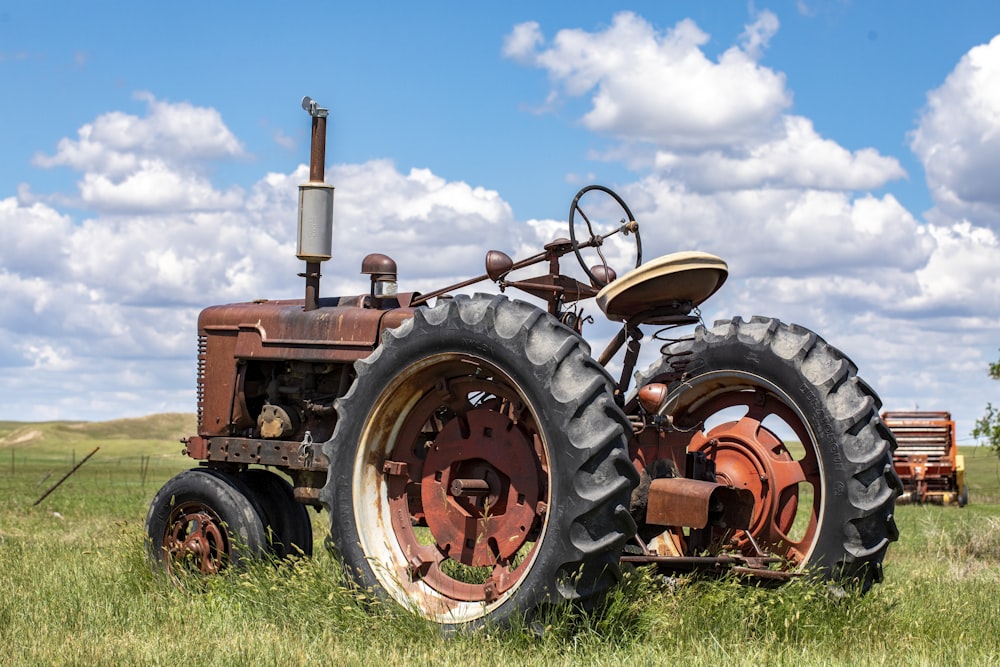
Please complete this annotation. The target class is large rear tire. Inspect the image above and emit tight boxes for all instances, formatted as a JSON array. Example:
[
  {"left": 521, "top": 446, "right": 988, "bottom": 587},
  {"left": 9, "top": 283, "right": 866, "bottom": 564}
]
[
  {"left": 321, "top": 294, "right": 638, "bottom": 630},
  {"left": 633, "top": 316, "right": 901, "bottom": 591}
]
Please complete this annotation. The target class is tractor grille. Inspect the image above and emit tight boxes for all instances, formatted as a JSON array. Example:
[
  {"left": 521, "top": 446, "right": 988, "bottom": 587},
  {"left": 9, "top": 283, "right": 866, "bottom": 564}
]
[{"left": 196, "top": 334, "right": 207, "bottom": 430}]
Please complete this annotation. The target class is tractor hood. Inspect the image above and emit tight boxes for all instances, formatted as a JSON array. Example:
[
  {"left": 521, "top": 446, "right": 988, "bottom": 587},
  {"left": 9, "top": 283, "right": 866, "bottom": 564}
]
[{"left": 198, "top": 294, "right": 416, "bottom": 364}]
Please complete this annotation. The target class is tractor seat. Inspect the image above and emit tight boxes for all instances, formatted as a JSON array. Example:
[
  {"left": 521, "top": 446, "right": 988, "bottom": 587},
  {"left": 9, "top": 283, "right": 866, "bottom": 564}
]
[{"left": 595, "top": 251, "right": 729, "bottom": 322}]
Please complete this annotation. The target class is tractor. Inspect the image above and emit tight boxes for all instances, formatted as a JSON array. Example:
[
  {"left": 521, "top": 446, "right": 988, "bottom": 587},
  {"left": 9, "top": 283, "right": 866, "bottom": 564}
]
[{"left": 145, "top": 97, "right": 902, "bottom": 630}]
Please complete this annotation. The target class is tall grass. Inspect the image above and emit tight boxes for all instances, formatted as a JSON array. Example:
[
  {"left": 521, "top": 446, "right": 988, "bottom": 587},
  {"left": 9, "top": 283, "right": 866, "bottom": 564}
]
[{"left": 2, "top": 418, "right": 1000, "bottom": 665}]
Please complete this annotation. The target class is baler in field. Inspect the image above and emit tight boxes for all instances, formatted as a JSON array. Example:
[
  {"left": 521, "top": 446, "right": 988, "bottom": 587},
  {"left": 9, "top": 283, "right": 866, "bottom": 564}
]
[{"left": 882, "top": 411, "right": 967, "bottom": 506}]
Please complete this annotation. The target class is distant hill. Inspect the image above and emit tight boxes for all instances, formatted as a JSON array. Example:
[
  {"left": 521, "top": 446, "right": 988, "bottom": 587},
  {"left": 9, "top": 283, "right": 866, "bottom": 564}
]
[{"left": 0, "top": 413, "right": 197, "bottom": 448}]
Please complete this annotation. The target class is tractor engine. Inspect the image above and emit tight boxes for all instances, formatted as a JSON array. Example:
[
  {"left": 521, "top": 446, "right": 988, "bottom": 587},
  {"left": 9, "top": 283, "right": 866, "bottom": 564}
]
[{"left": 238, "top": 359, "right": 349, "bottom": 443}]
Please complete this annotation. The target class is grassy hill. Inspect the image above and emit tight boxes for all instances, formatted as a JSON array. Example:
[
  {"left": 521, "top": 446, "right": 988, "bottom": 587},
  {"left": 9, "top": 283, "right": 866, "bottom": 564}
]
[{"left": 0, "top": 413, "right": 196, "bottom": 450}]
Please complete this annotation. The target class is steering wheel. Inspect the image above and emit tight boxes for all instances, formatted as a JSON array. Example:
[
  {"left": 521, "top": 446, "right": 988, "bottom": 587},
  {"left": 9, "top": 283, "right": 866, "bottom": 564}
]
[{"left": 568, "top": 185, "right": 642, "bottom": 288}]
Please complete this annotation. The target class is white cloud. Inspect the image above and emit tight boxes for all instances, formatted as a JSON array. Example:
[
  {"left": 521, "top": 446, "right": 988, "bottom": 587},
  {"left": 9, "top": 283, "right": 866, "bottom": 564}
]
[
  {"left": 900, "top": 222, "right": 1000, "bottom": 315},
  {"left": 911, "top": 34, "right": 1000, "bottom": 229},
  {"left": 503, "top": 12, "right": 904, "bottom": 197},
  {"left": 32, "top": 92, "right": 247, "bottom": 214},
  {"left": 0, "top": 197, "right": 73, "bottom": 276},
  {"left": 325, "top": 160, "right": 517, "bottom": 284},
  {"left": 613, "top": 178, "right": 932, "bottom": 281},
  {"left": 21, "top": 343, "right": 76, "bottom": 371},
  {"left": 76, "top": 160, "right": 245, "bottom": 213},
  {"left": 508, "top": 12, "right": 791, "bottom": 149},
  {"left": 653, "top": 116, "right": 905, "bottom": 192},
  {"left": 739, "top": 8, "right": 780, "bottom": 60},
  {"left": 502, "top": 21, "right": 543, "bottom": 62},
  {"left": 34, "top": 91, "right": 245, "bottom": 176}
]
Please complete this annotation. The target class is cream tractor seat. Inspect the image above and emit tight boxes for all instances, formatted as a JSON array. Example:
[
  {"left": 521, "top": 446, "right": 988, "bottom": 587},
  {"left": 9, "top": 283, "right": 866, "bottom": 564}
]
[{"left": 595, "top": 251, "right": 729, "bottom": 322}]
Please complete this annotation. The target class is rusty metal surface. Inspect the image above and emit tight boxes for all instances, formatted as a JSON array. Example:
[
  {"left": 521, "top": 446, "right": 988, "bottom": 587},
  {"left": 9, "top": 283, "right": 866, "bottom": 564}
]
[
  {"left": 201, "top": 297, "right": 380, "bottom": 359},
  {"left": 620, "top": 553, "right": 795, "bottom": 582},
  {"left": 198, "top": 436, "right": 329, "bottom": 471},
  {"left": 309, "top": 111, "right": 327, "bottom": 183},
  {"left": 181, "top": 436, "right": 209, "bottom": 460},
  {"left": 372, "top": 365, "right": 547, "bottom": 607},
  {"left": 679, "top": 396, "right": 821, "bottom": 566},
  {"left": 420, "top": 408, "right": 541, "bottom": 569},
  {"left": 198, "top": 296, "right": 419, "bottom": 362},
  {"left": 503, "top": 273, "right": 599, "bottom": 304},
  {"left": 194, "top": 295, "right": 418, "bottom": 439},
  {"left": 883, "top": 410, "right": 962, "bottom": 503},
  {"left": 646, "top": 477, "right": 754, "bottom": 530},
  {"left": 164, "top": 504, "right": 229, "bottom": 576}
]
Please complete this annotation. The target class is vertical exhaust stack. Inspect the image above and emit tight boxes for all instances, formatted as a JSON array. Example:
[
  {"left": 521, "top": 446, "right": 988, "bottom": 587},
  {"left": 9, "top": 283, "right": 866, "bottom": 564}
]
[{"left": 297, "top": 96, "right": 335, "bottom": 311}]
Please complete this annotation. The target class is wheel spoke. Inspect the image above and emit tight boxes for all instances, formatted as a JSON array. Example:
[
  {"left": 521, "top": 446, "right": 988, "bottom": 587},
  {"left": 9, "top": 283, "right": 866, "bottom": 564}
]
[
  {"left": 164, "top": 508, "right": 227, "bottom": 575},
  {"left": 769, "top": 457, "right": 808, "bottom": 491}
]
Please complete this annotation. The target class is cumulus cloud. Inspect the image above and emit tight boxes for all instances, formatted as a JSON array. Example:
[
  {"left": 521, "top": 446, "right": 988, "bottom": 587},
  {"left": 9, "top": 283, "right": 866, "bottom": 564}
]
[
  {"left": 508, "top": 12, "right": 791, "bottom": 149},
  {"left": 34, "top": 91, "right": 245, "bottom": 175},
  {"left": 911, "top": 34, "right": 1000, "bottom": 229},
  {"left": 32, "top": 92, "right": 247, "bottom": 214},
  {"left": 653, "top": 116, "right": 905, "bottom": 192},
  {"left": 0, "top": 197, "right": 74, "bottom": 276},
  {"left": 504, "top": 12, "right": 905, "bottom": 195},
  {"left": 605, "top": 177, "right": 932, "bottom": 284},
  {"left": 502, "top": 21, "right": 543, "bottom": 62},
  {"left": 902, "top": 34, "right": 1000, "bottom": 325},
  {"left": 900, "top": 222, "right": 1000, "bottom": 315}
]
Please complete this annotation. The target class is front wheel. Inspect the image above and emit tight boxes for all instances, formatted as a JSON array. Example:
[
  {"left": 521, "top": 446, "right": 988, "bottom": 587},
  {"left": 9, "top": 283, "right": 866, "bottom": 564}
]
[
  {"left": 145, "top": 468, "right": 268, "bottom": 578},
  {"left": 633, "top": 316, "right": 901, "bottom": 590},
  {"left": 321, "top": 294, "right": 637, "bottom": 630},
  {"left": 240, "top": 469, "right": 314, "bottom": 559}
]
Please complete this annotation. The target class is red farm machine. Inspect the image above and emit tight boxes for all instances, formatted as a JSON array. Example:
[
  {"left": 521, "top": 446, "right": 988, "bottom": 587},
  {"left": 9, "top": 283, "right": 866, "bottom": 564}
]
[
  {"left": 881, "top": 411, "right": 967, "bottom": 506},
  {"left": 145, "top": 97, "right": 902, "bottom": 630}
]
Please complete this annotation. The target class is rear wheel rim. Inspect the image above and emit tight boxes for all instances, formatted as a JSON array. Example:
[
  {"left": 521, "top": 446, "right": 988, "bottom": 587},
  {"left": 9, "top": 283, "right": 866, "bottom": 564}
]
[
  {"left": 353, "top": 354, "right": 550, "bottom": 622},
  {"left": 676, "top": 372, "right": 823, "bottom": 567}
]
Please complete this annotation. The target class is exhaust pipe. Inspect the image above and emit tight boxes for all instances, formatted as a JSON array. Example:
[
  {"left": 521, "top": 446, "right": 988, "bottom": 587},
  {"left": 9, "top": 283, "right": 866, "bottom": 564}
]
[{"left": 297, "top": 96, "right": 335, "bottom": 311}]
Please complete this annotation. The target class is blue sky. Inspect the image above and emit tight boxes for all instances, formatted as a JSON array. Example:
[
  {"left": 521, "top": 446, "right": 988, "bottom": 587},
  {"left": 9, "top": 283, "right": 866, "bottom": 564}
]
[{"left": 2, "top": 2, "right": 999, "bottom": 441}]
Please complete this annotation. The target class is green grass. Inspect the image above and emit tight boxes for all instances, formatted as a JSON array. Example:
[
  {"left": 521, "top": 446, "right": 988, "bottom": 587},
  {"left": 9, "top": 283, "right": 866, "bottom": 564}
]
[{"left": 2, "top": 417, "right": 1000, "bottom": 665}]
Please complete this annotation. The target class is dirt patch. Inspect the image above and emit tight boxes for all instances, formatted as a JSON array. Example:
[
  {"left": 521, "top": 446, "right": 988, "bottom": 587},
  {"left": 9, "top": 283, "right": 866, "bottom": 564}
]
[{"left": 0, "top": 429, "right": 43, "bottom": 446}]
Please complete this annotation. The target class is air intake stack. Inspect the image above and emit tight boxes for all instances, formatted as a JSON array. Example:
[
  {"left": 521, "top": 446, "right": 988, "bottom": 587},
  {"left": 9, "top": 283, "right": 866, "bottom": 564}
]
[{"left": 297, "top": 96, "right": 335, "bottom": 311}]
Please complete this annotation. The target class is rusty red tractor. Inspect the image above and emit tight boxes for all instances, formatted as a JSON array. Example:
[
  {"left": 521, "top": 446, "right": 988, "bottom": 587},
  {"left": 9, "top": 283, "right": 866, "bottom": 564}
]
[{"left": 145, "top": 97, "right": 902, "bottom": 630}]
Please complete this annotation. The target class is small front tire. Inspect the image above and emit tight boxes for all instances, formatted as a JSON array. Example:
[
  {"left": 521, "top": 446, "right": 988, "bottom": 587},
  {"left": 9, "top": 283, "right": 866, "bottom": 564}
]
[
  {"left": 145, "top": 468, "right": 268, "bottom": 578},
  {"left": 240, "top": 468, "right": 314, "bottom": 559}
]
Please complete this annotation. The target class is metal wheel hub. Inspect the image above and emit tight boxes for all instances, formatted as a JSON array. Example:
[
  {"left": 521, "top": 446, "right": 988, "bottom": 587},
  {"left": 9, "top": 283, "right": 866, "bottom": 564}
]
[
  {"left": 421, "top": 408, "right": 541, "bottom": 567},
  {"left": 164, "top": 505, "right": 228, "bottom": 575},
  {"left": 678, "top": 386, "right": 820, "bottom": 564},
  {"left": 690, "top": 419, "right": 798, "bottom": 536}
]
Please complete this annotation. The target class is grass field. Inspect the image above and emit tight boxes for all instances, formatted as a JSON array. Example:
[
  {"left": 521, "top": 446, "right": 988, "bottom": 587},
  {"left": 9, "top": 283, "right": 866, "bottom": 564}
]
[{"left": 2, "top": 415, "right": 1000, "bottom": 666}]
